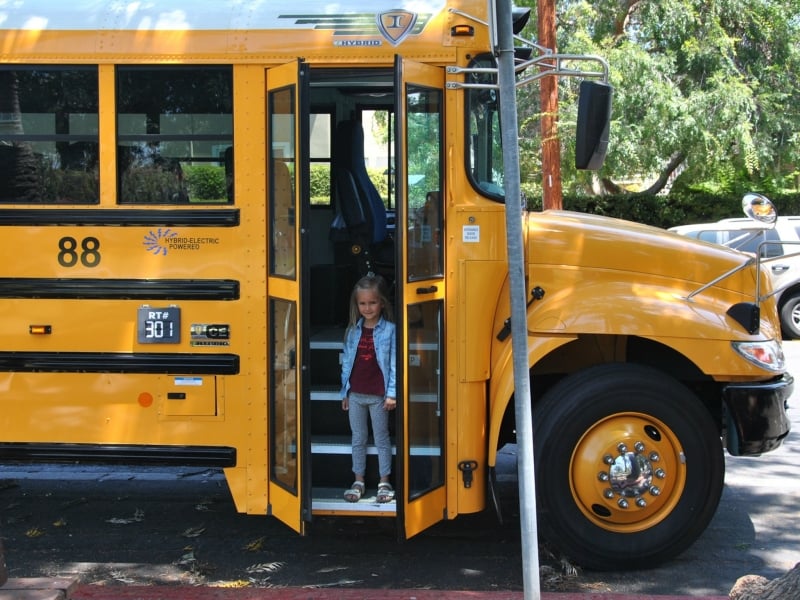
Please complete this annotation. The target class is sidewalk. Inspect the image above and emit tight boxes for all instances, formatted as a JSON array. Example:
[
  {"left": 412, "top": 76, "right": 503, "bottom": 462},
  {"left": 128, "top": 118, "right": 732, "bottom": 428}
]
[{"left": 0, "top": 579, "right": 731, "bottom": 600}]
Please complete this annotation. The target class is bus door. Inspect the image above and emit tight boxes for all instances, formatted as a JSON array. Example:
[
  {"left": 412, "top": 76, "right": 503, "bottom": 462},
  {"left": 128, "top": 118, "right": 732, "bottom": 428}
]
[
  {"left": 395, "top": 57, "right": 447, "bottom": 538},
  {"left": 265, "top": 60, "right": 311, "bottom": 534}
]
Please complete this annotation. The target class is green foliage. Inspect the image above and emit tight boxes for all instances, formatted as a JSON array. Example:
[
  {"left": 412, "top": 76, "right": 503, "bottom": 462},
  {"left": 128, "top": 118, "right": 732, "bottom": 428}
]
[
  {"left": 121, "top": 166, "right": 185, "bottom": 203},
  {"left": 49, "top": 169, "right": 99, "bottom": 203},
  {"left": 308, "top": 164, "right": 390, "bottom": 206},
  {"left": 184, "top": 165, "right": 226, "bottom": 200},
  {"left": 513, "top": 0, "right": 800, "bottom": 194},
  {"left": 310, "top": 164, "right": 331, "bottom": 204},
  {"left": 368, "top": 167, "right": 390, "bottom": 202},
  {"left": 538, "top": 191, "right": 800, "bottom": 229}
]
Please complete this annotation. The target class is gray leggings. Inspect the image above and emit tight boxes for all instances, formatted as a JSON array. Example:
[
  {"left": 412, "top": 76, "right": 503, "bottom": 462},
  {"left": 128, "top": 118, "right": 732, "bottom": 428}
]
[{"left": 348, "top": 392, "right": 392, "bottom": 478}]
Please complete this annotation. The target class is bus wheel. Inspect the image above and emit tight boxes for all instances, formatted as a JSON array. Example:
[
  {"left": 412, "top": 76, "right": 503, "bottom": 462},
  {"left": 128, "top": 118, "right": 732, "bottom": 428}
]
[{"left": 532, "top": 363, "right": 724, "bottom": 570}]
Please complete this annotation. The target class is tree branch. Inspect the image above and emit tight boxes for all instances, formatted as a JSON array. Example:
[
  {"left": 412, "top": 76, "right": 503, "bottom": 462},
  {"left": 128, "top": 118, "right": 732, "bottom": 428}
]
[
  {"left": 613, "top": 0, "right": 643, "bottom": 39},
  {"left": 640, "top": 152, "right": 687, "bottom": 195}
]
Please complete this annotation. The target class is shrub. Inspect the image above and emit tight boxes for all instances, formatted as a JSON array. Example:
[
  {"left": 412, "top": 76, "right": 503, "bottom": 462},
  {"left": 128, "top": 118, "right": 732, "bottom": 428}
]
[{"left": 184, "top": 165, "right": 226, "bottom": 201}]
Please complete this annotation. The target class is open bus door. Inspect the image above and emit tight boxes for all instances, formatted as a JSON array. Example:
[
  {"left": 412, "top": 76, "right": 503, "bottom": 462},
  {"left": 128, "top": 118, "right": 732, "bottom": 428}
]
[
  {"left": 394, "top": 57, "right": 447, "bottom": 539},
  {"left": 265, "top": 60, "right": 310, "bottom": 534}
]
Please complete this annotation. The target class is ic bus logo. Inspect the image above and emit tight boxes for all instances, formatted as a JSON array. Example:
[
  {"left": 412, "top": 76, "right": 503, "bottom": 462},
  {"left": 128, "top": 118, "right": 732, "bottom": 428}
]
[
  {"left": 376, "top": 10, "right": 417, "bottom": 46},
  {"left": 143, "top": 228, "right": 178, "bottom": 256}
]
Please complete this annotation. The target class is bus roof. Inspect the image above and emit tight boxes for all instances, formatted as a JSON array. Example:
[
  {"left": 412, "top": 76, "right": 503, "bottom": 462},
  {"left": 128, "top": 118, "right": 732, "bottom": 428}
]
[
  {"left": 0, "top": 0, "right": 485, "bottom": 63},
  {"left": 1, "top": 1, "right": 446, "bottom": 31}
]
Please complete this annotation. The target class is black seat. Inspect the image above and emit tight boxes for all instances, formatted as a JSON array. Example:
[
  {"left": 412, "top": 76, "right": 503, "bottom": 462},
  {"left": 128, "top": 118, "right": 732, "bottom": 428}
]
[{"left": 330, "top": 120, "right": 392, "bottom": 273}]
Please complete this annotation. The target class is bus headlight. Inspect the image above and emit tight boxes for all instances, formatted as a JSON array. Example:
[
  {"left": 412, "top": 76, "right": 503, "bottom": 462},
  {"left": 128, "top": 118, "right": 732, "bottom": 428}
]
[{"left": 732, "top": 339, "right": 786, "bottom": 372}]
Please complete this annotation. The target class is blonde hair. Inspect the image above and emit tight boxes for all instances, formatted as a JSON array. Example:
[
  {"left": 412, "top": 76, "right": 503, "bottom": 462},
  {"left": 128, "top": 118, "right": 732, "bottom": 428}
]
[{"left": 348, "top": 274, "right": 394, "bottom": 328}]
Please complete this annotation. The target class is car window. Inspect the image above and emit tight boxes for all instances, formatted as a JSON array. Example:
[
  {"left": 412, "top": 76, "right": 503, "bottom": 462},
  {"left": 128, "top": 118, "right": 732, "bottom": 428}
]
[
  {"left": 726, "top": 229, "right": 783, "bottom": 258},
  {"left": 696, "top": 231, "right": 719, "bottom": 243}
]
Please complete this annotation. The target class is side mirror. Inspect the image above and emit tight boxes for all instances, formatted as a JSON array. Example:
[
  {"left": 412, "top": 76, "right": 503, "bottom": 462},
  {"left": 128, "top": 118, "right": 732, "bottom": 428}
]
[
  {"left": 742, "top": 192, "right": 777, "bottom": 226},
  {"left": 575, "top": 80, "right": 613, "bottom": 170}
]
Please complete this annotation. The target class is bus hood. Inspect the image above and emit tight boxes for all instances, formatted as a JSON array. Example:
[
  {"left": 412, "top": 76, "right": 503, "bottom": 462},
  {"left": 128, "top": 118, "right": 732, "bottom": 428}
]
[{"left": 527, "top": 210, "right": 774, "bottom": 336}]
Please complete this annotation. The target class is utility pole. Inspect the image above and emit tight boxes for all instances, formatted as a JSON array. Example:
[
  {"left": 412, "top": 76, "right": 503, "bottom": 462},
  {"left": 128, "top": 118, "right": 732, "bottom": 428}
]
[
  {"left": 538, "top": 0, "right": 562, "bottom": 209},
  {"left": 495, "top": 1, "right": 541, "bottom": 598}
]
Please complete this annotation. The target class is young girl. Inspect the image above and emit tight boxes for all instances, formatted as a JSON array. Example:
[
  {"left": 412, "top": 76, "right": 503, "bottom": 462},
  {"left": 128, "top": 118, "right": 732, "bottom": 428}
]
[{"left": 340, "top": 274, "right": 397, "bottom": 503}]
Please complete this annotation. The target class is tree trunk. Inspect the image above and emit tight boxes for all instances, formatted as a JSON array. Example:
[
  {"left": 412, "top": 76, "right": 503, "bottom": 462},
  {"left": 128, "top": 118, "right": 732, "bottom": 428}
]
[
  {"left": 730, "top": 563, "right": 800, "bottom": 600},
  {"left": 0, "top": 70, "right": 39, "bottom": 201},
  {"left": 538, "top": 0, "right": 562, "bottom": 209}
]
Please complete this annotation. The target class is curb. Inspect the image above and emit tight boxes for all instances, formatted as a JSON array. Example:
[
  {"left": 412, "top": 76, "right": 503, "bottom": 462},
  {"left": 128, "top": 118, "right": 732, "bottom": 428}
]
[
  {"left": 1, "top": 579, "right": 731, "bottom": 600},
  {"left": 72, "top": 590, "right": 730, "bottom": 600},
  {"left": 0, "top": 578, "right": 77, "bottom": 600}
]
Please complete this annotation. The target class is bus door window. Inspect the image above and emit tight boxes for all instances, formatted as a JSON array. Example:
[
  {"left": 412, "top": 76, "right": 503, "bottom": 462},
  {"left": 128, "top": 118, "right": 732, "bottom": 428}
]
[
  {"left": 270, "top": 298, "right": 298, "bottom": 491},
  {"left": 403, "top": 82, "right": 445, "bottom": 499},
  {"left": 407, "top": 300, "right": 444, "bottom": 497},
  {"left": 406, "top": 89, "right": 443, "bottom": 282},
  {"left": 408, "top": 190, "right": 442, "bottom": 279},
  {"left": 269, "top": 86, "right": 297, "bottom": 278}
]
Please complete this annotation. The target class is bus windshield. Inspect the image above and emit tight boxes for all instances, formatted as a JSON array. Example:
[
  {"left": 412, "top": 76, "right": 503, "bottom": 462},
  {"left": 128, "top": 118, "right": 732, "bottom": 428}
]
[{"left": 465, "top": 55, "right": 505, "bottom": 201}]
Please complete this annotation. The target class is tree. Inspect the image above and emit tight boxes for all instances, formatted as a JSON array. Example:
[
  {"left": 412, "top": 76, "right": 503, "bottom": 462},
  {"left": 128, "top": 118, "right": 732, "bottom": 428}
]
[
  {"left": 514, "top": 0, "right": 800, "bottom": 196},
  {"left": 0, "top": 70, "right": 46, "bottom": 201}
]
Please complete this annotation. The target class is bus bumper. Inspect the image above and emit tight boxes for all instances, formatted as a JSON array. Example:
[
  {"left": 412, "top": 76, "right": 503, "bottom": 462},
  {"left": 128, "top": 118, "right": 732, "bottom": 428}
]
[{"left": 723, "top": 373, "right": 793, "bottom": 456}]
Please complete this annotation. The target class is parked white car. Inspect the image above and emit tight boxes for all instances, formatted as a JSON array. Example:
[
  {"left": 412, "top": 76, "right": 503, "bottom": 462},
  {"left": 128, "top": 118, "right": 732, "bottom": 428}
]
[{"left": 670, "top": 213, "right": 800, "bottom": 339}]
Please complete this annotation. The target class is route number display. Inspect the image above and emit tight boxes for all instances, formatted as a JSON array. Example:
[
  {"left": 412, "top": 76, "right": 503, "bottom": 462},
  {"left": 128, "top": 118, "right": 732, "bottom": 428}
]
[{"left": 137, "top": 307, "right": 181, "bottom": 344}]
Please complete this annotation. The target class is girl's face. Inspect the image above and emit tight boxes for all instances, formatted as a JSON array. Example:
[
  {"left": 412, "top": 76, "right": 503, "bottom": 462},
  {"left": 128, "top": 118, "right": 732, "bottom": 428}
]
[{"left": 355, "top": 288, "right": 383, "bottom": 326}]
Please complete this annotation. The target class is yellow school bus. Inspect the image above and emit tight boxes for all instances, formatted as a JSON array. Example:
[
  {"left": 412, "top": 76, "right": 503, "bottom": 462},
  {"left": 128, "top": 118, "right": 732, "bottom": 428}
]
[{"left": 0, "top": 0, "right": 792, "bottom": 570}]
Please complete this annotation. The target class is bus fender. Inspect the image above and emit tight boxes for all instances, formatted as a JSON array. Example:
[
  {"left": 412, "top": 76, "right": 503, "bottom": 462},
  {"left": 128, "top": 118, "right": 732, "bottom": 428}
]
[{"left": 486, "top": 333, "right": 576, "bottom": 468}]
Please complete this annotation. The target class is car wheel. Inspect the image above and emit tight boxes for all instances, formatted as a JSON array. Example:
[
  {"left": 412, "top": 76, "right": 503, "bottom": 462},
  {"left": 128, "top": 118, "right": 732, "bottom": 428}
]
[
  {"left": 533, "top": 363, "right": 724, "bottom": 570},
  {"left": 779, "top": 293, "right": 800, "bottom": 340}
]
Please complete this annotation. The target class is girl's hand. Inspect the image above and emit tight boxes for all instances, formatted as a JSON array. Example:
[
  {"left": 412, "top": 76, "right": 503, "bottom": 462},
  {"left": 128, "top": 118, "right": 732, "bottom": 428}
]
[
  {"left": 384, "top": 397, "right": 397, "bottom": 411},
  {"left": 342, "top": 398, "right": 349, "bottom": 411}
]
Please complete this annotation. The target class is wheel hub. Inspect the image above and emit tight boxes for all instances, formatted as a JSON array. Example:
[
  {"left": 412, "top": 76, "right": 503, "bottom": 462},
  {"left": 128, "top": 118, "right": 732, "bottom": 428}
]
[
  {"left": 571, "top": 414, "right": 686, "bottom": 532},
  {"left": 603, "top": 441, "right": 664, "bottom": 508}
]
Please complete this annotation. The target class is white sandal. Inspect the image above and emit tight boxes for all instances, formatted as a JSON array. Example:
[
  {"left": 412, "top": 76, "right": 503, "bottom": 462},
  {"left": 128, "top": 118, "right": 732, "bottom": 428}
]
[
  {"left": 344, "top": 481, "right": 365, "bottom": 502},
  {"left": 376, "top": 482, "right": 395, "bottom": 503}
]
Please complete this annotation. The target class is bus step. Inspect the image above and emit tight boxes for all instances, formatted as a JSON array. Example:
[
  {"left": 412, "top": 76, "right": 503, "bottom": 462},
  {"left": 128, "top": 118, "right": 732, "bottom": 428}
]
[{"left": 311, "top": 486, "right": 396, "bottom": 515}]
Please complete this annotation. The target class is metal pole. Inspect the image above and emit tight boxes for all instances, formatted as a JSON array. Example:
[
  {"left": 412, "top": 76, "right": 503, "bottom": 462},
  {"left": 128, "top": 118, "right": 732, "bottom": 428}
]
[{"left": 494, "top": 1, "right": 540, "bottom": 598}]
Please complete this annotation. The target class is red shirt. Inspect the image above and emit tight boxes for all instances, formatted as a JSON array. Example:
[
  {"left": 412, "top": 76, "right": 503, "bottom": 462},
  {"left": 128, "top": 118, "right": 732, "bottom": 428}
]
[{"left": 349, "top": 326, "right": 385, "bottom": 396}]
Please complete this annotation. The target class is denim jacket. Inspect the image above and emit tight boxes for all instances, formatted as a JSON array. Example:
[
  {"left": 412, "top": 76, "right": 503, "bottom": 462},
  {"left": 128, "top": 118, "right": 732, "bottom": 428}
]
[{"left": 340, "top": 317, "right": 396, "bottom": 399}]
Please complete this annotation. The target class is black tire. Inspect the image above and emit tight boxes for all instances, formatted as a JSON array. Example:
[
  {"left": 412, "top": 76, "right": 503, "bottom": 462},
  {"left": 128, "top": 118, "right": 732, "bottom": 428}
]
[
  {"left": 779, "top": 293, "right": 800, "bottom": 340},
  {"left": 533, "top": 363, "right": 724, "bottom": 570}
]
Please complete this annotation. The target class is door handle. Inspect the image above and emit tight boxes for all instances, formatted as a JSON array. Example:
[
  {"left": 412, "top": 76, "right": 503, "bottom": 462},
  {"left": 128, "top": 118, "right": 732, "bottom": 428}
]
[
  {"left": 416, "top": 285, "right": 438, "bottom": 294},
  {"left": 772, "top": 264, "right": 790, "bottom": 274}
]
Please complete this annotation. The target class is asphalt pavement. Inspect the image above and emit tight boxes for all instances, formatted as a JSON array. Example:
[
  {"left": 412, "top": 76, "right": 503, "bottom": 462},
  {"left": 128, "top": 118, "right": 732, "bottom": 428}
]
[{"left": 4, "top": 342, "right": 800, "bottom": 599}]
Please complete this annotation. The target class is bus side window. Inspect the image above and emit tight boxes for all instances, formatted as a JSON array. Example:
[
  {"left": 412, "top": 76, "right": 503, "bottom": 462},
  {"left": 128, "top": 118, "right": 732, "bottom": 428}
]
[{"left": 0, "top": 66, "right": 99, "bottom": 204}]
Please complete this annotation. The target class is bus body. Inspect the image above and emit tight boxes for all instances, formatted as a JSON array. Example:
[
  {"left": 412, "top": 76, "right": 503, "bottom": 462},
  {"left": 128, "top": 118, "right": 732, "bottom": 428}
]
[{"left": 0, "top": 0, "right": 791, "bottom": 569}]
